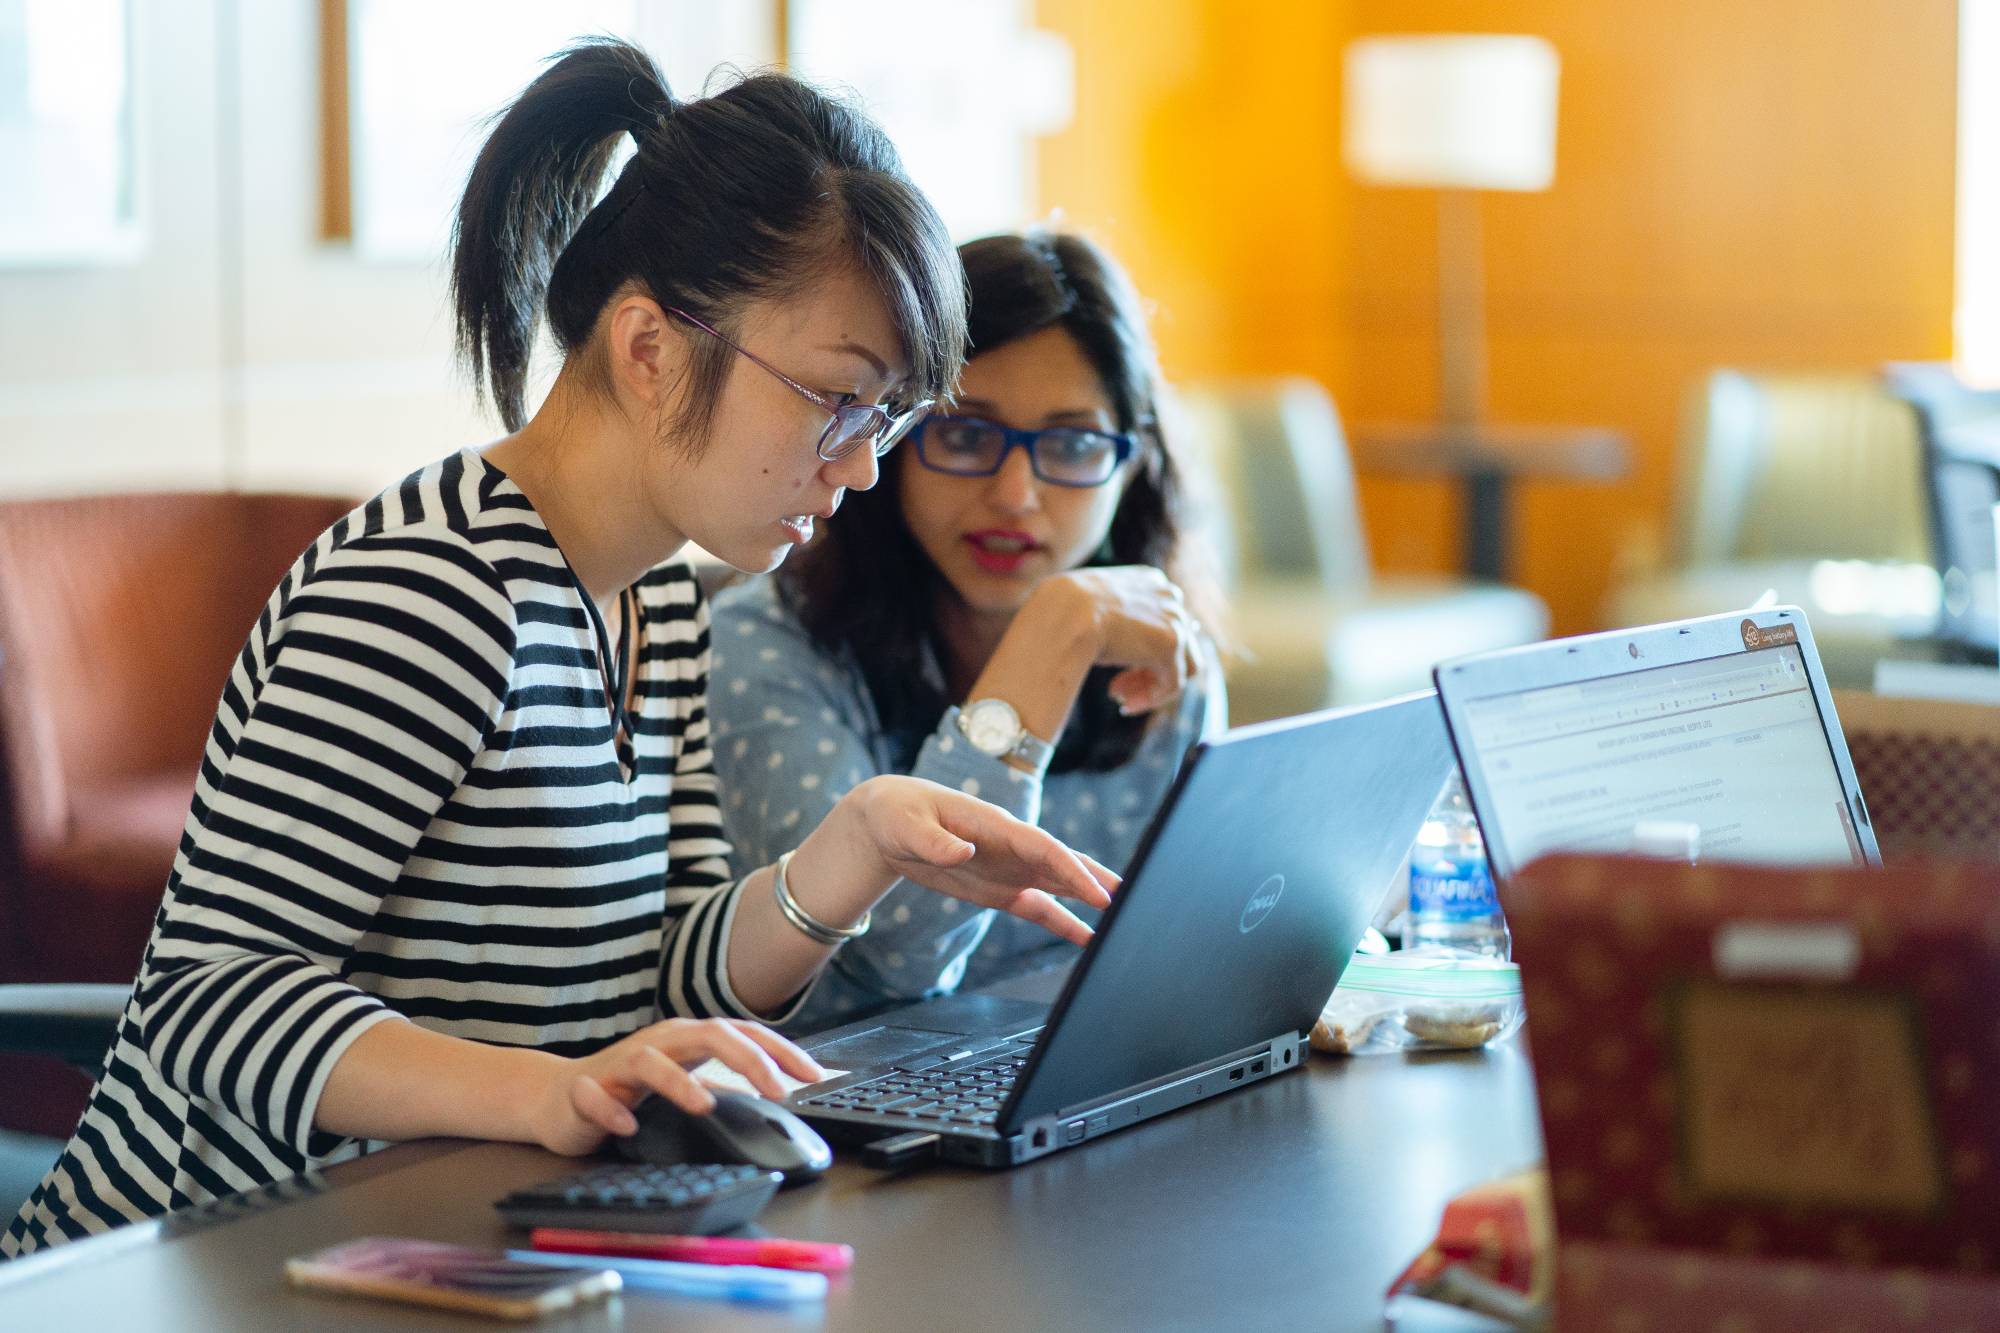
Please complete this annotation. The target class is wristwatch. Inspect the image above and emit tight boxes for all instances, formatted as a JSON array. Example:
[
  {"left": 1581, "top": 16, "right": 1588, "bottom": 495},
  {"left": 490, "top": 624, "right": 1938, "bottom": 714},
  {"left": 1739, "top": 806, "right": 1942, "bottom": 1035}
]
[{"left": 954, "top": 698, "right": 1054, "bottom": 773}]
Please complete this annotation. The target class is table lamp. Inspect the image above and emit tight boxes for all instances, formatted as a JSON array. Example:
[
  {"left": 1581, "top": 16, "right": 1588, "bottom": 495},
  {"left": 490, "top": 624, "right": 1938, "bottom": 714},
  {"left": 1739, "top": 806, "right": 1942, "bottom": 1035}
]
[{"left": 1342, "top": 35, "right": 1560, "bottom": 430}]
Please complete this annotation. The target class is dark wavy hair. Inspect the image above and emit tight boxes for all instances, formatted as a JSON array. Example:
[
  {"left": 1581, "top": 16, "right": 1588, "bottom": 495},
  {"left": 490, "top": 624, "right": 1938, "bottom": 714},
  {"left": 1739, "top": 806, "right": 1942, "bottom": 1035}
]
[
  {"left": 450, "top": 37, "right": 966, "bottom": 438},
  {"left": 777, "top": 231, "right": 1211, "bottom": 773}
]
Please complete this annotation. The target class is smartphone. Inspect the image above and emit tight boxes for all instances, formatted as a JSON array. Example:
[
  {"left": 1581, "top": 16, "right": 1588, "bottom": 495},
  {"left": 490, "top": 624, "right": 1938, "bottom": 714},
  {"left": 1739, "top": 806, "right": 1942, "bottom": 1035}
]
[{"left": 286, "top": 1237, "right": 620, "bottom": 1321}]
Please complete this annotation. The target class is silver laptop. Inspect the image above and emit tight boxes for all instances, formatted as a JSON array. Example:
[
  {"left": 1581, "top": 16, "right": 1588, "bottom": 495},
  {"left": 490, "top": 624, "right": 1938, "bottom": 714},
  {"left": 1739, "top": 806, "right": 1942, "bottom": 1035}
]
[{"left": 1432, "top": 605, "right": 1881, "bottom": 879}]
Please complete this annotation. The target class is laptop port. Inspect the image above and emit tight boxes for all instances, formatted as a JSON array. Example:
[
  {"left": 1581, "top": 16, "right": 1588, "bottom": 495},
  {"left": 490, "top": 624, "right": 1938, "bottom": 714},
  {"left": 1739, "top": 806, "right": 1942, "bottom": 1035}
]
[
  {"left": 1229, "top": 1068, "right": 1244, "bottom": 1082},
  {"left": 1032, "top": 1128, "right": 1048, "bottom": 1149},
  {"left": 1251, "top": 1060, "right": 1266, "bottom": 1074}
]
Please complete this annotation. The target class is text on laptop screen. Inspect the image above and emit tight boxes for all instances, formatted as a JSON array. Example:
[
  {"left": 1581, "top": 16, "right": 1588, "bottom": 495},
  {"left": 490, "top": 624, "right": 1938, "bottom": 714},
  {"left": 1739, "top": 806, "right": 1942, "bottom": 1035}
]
[{"left": 1460, "top": 645, "right": 1865, "bottom": 870}]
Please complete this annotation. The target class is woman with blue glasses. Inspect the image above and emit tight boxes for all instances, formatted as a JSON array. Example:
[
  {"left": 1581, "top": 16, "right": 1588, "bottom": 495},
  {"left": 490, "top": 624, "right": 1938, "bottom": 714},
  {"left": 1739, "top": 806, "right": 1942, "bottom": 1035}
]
[{"left": 710, "top": 231, "right": 1227, "bottom": 1031}]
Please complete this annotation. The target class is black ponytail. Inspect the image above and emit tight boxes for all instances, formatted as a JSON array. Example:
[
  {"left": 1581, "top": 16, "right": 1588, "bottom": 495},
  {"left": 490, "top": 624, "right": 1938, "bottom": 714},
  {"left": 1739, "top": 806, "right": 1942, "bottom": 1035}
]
[{"left": 451, "top": 37, "right": 964, "bottom": 435}]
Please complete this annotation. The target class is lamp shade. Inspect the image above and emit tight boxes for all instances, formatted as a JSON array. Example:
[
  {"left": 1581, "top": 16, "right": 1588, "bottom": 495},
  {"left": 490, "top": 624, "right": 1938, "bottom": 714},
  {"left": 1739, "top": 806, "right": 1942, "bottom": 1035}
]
[{"left": 1343, "top": 35, "right": 1560, "bottom": 191}]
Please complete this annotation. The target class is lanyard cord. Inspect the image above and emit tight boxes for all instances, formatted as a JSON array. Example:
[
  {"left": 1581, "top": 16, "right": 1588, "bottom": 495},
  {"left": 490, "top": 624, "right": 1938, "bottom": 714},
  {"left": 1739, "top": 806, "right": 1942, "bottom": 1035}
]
[{"left": 586, "top": 585, "right": 640, "bottom": 782}]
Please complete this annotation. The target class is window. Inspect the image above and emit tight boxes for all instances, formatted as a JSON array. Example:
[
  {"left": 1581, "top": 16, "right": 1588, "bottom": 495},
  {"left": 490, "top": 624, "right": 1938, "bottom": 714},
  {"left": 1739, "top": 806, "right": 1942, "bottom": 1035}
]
[
  {"left": 0, "top": 0, "right": 138, "bottom": 265},
  {"left": 787, "top": 0, "right": 1071, "bottom": 240},
  {"left": 340, "top": 0, "right": 776, "bottom": 262},
  {"left": 331, "top": 0, "right": 1071, "bottom": 262}
]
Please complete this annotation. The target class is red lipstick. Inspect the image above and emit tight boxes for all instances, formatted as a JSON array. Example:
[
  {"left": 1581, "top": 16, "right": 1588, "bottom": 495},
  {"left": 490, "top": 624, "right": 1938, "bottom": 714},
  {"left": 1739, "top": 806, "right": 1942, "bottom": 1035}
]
[{"left": 963, "top": 529, "right": 1041, "bottom": 575}]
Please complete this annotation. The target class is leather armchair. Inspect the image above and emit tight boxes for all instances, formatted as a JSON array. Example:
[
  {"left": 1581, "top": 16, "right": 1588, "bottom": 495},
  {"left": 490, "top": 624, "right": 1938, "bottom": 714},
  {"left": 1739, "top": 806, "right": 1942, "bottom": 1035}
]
[
  {"left": 1177, "top": 378, "right": 1549, "bottom": 721},
  {"left": 1607, "top": 372, "right": 1938, "bottom": 687},
  {"left": 0, "top": 492, "right": 355, "bottom": 1135}
]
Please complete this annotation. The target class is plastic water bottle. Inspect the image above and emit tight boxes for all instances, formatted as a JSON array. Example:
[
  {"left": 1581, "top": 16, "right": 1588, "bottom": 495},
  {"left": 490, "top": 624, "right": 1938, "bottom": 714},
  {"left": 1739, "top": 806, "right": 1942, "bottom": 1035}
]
[{"left": 1406, "top": 771, "right": 1509, "bottom": 958}]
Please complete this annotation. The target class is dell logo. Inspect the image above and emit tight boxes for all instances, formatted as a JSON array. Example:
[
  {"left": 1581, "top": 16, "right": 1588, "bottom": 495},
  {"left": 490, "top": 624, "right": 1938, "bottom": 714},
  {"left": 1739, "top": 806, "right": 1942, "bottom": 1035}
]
[{"left": 1239, "top": 874, "right": 1285, "bottom": 933}]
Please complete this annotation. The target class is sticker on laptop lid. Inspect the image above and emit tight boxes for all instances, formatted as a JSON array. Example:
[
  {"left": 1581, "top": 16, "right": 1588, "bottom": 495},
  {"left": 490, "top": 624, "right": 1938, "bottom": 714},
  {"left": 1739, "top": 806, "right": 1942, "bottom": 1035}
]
[{"left": 1740, "top": 618, "right": 1799, "bottom": 650}]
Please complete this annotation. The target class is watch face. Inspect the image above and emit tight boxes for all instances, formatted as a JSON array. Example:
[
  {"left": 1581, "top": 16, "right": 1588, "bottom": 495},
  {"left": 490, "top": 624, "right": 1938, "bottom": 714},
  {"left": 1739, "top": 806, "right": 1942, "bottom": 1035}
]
[{"left": 962, "top": 700, "right": 1020, "bottom": 754}]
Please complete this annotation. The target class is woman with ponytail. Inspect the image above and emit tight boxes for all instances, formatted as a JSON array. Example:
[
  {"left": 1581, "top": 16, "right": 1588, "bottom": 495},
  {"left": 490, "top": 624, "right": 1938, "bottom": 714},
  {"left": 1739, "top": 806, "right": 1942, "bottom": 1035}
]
[{"left": 4, "top": 40, "right": 1113, "bottom": 1254}]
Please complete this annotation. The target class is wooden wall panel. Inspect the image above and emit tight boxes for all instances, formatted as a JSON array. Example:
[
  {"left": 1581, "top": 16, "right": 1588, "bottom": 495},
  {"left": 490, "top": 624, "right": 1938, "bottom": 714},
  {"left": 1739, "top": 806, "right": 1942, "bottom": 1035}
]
[{"left": 1037, "top": 0, "right": 1958, "bottom": 634}]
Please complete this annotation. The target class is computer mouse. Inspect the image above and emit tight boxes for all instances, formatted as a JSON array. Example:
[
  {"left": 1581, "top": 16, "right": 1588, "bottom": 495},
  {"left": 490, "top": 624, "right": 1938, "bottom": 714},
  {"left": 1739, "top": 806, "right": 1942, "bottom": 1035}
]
[{"left": 616, "top": 1091, "right": 833, "bottom": 1186}]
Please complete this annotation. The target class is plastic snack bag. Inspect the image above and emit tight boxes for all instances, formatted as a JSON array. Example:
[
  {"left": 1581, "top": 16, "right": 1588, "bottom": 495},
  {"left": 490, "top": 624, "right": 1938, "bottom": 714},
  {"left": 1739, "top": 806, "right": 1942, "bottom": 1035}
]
[{"left": 1310, "top": 953, "right": 1524, "bottom": 1055}]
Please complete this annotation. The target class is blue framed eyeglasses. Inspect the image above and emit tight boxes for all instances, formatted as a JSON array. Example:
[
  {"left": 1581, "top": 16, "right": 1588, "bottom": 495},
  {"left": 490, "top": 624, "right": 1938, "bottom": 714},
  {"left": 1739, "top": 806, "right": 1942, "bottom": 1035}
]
[{"left": 911, "top": 414, "right": 1137, "bottom": 488}]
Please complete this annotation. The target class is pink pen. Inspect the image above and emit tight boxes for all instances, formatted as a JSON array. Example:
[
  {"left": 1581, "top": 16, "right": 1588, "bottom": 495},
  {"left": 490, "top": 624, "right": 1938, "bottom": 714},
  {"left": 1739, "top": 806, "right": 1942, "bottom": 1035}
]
[{"left": 529, "top": 1227, "right": 854, "bottom": 1274}]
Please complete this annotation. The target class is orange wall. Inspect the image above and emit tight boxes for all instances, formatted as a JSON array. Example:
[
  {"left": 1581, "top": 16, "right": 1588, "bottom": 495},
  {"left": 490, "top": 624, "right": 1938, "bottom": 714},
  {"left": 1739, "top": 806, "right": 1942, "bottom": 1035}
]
[
  {"left": 1036, "top": 0, "right": 1958, "bottom": 634},
  {"left": 1033, "top": 0, "right": 1350, "bottom": 380}
]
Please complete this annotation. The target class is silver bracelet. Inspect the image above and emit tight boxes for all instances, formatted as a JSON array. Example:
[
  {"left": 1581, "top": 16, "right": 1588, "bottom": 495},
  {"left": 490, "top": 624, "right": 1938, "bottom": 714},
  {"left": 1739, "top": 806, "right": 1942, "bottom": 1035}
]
[{"left": 771, "top": 850, "right": 871, "bottom": 946}]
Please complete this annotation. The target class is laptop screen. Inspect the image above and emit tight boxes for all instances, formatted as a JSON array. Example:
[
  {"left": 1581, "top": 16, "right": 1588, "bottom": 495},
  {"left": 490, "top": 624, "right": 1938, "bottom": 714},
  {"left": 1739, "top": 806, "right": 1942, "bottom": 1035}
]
[{"left": 1458, "top": 642, "right": 1868, "bottom": 871}]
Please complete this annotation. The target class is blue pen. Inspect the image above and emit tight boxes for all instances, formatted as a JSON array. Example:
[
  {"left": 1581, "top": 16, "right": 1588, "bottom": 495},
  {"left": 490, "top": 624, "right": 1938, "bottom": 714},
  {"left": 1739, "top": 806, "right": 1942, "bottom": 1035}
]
[{"left": 504, "top": 1249, "right": 829, "bottom": 1304}]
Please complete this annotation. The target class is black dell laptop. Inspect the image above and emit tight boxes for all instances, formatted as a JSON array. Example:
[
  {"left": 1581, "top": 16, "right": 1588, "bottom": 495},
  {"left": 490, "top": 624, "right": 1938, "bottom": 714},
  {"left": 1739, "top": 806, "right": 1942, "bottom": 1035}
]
[{"left": 786, "top": 691, "right": 1454, "bottom": 1169}]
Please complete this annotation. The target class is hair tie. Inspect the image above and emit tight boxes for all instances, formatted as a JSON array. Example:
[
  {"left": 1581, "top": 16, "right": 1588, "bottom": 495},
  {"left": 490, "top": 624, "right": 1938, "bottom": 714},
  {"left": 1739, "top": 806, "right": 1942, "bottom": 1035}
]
[{"left": 623, "top": 75, "right": 676, "bottom": 138}]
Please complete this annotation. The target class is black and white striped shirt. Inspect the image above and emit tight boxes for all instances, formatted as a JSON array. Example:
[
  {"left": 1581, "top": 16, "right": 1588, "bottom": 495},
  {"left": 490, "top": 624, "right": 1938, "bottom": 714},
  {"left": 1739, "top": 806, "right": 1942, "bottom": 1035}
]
[{"left": 5, "top": 449, "right": 780, "bottom": 1257}]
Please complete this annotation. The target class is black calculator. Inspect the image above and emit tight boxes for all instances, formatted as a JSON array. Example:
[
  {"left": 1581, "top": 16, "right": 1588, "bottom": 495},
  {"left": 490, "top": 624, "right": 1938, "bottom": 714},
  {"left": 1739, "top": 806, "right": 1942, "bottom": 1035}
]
[{"left": 496, "top": 1161, "right": 781, "bottom": 1234}]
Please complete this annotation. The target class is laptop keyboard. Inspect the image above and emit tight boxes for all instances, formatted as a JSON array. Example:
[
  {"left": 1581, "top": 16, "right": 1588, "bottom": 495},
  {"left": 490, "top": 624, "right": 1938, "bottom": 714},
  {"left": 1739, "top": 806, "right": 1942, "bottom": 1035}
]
[{"left": 798, "top": 1036, "right": 1039, "bottom": 1128}]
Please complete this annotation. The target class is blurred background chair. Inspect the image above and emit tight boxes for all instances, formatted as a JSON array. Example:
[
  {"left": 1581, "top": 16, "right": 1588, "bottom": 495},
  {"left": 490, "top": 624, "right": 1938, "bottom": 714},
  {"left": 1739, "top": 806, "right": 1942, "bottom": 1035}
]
[
  {"left": 0, "top": 984, "right": 123, "bottom": 1214},
  {"left": 1835, "top": 688, "right": 2000, "bottom": 864},
  {"left": 1606, "top": 370, "right": 1938, "bottom": 687},
  {"left": 1883, "top": 362, "right": 2000, "bottom": 664},
  {"left": 1178, "top": 377, "right": 1548, "bottom": 722},
  {"left": 0, "top": 492, "right": 355, "bottom": 1141}
]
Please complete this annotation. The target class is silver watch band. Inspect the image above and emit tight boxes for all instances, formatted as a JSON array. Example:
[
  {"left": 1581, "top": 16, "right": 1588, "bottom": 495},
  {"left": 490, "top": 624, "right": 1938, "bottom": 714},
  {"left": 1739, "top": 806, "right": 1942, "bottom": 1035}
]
[{"left": 1003, "top": 726, "right": 1054, "bottom": 770}]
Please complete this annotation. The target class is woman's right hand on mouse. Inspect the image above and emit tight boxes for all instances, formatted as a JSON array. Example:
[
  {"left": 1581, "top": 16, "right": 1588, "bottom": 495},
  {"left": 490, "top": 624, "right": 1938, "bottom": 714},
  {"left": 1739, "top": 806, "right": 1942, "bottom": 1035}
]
[{"left": 534, "top": 1017, "right": 827, "bottom": 1156}]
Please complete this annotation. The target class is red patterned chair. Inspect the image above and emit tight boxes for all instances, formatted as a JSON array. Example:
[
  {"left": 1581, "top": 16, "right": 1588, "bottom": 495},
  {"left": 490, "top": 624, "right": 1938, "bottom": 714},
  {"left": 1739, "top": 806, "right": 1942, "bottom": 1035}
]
[{"left": 1834, "top": 689, "right": 2000, "bottom": 864}]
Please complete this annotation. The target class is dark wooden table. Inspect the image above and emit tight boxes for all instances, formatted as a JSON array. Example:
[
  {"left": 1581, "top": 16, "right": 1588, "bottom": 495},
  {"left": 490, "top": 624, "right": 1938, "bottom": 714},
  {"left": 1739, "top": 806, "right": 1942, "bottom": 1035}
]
[
  {"left": 1350, "top": 422, "right": 1631, "bottom": 582},
  {"left": 0, "top": 1043, "right": 1542, "bottom": 1331}
]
